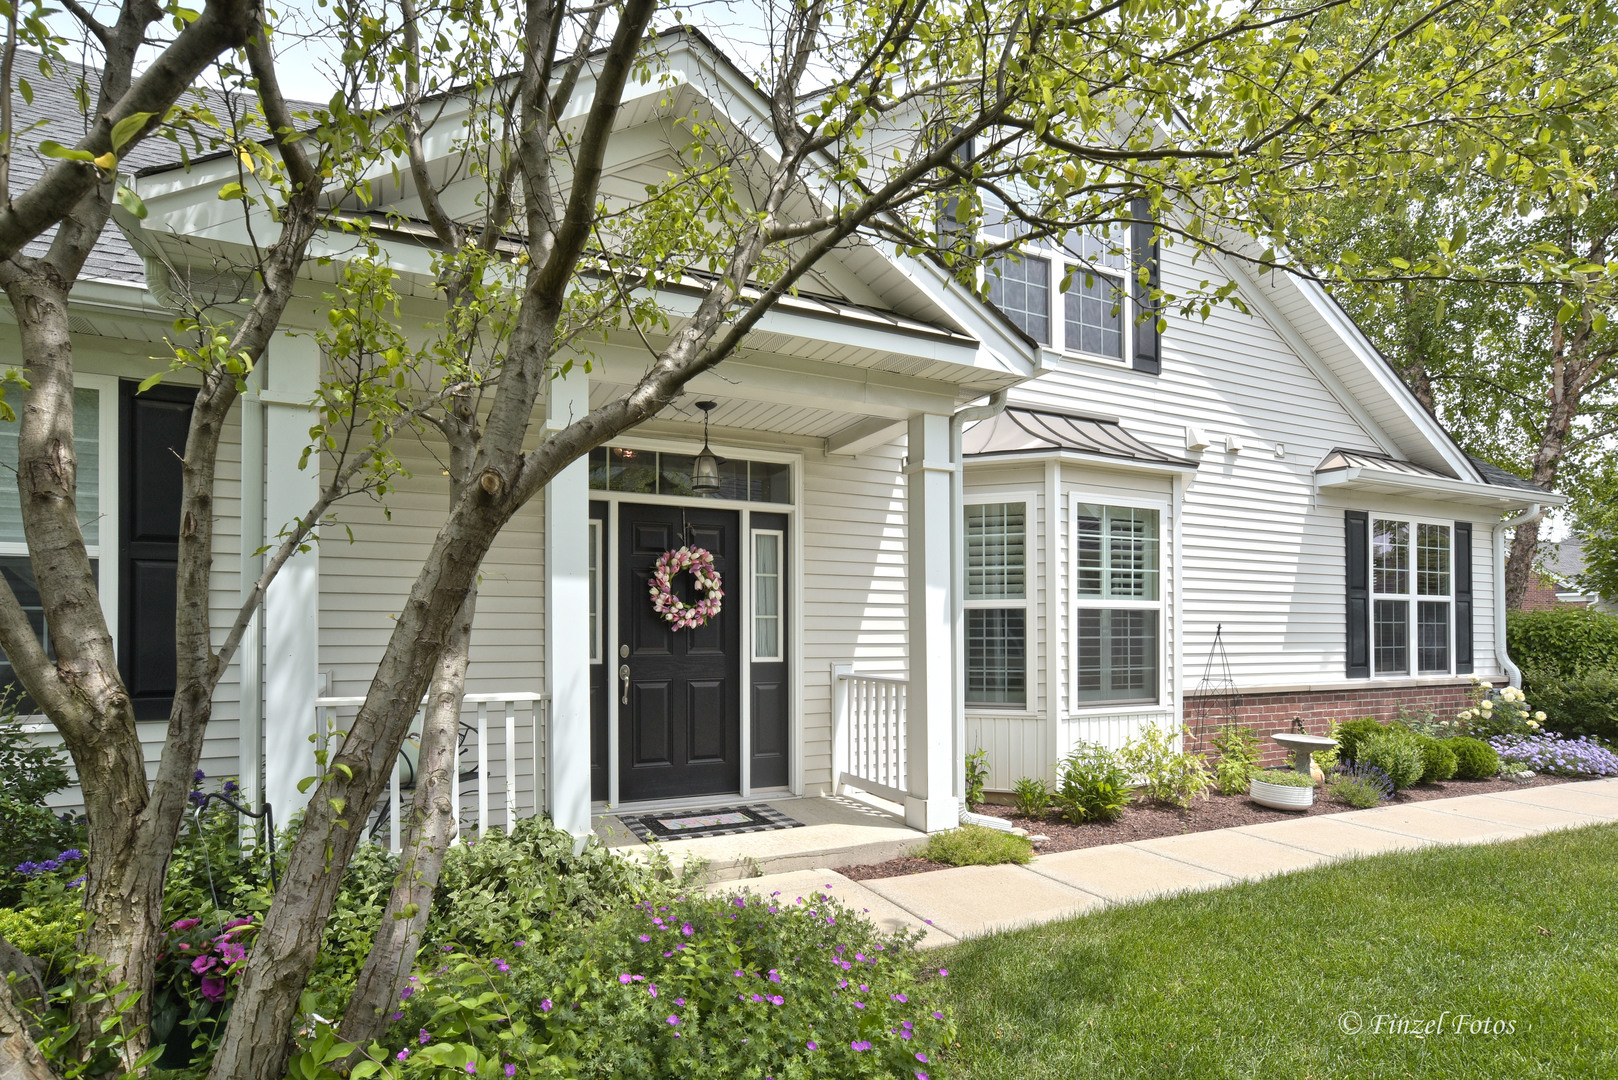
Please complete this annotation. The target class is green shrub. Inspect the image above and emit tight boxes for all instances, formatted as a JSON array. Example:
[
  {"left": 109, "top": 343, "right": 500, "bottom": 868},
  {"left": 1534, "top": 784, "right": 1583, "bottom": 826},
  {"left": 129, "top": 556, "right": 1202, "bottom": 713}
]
[
  {"left": 1459, "top": 683, "right": 1538, "bottom": 738},
  {"left": 919, "top": 824, "right": 1032, "bottom": 866},
  {"left": 1414, "top": 735, "right": 1458, "bottom": 783},
  {"left": 0, "top": 890, "right": 80, "bottom": 977},
  {"left": 0, "top": 698, "right": 83, "bottom": 906},
  {"left": 1356, "top": 730, "right": 1426, "bottom": 790},
  {"left": 1334, "top": 718, "right": 1387, "bottom": 763},
  {"left": 1312, "top": 722, "right": 1342, "bottom": 773},
  {"left": 1250, "top": 769, "right": 1314, "bottom": 788},
  {"left": 1329, "top": 764, "right": 1394, "bottom": 808},
  {"left": 1526, "top": 666, "right": 1618, "bottom": 745},
  {"left": 964, "top": 749, "right": 990, "bottom": 809},
  {"left": 1508, "top": 607, "right": 1618, "bottom": 679},
  {"left": 1123, "top": 724, "right": 1213, "bottom": 808},
  {"left": 1054, "top": 742, "right": 1133, "bottom": 823},
  {"left": 1209, "top": 726, "right": 1262, "bottom": 794},
  {"left": 350, "top": 887, "right": 954, "bottom": 1080},
  {"left": 1011, "top": 776, "right": 1051, "bottom": 818},
  {"left": 1448, "top": 736, "right": 1502, "bottom": 780}
]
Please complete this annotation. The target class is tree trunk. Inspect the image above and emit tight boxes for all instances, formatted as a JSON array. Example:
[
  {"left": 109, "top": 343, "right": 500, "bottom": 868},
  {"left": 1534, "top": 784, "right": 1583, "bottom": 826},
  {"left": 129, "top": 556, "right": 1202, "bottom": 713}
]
[
  {"left": 0, "top": 976, "right": 52, "bottom": 1080},
  {"left": 336, "top": 589, "right": 476, "bottom": 1051},
  {"left": 1505, "top": 515, "right": 1544, "bottom": 612}
]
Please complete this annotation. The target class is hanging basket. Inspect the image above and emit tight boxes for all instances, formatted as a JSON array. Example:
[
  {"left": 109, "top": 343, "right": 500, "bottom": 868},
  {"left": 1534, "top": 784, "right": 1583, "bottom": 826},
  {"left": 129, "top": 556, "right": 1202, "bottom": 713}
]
[{"left": 649, "top": 546, "right": 724, "bottom": 630}]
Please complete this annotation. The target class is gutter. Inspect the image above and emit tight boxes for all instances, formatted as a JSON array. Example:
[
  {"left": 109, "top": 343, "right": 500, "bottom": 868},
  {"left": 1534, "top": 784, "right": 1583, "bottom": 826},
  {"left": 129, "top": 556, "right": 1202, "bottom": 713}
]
[
  {"left": 948, "top": 389, "right": 1008, "bottom": 826},
  {"left": 1492, "top": 504, "right": 1544, "bottom": 688}
]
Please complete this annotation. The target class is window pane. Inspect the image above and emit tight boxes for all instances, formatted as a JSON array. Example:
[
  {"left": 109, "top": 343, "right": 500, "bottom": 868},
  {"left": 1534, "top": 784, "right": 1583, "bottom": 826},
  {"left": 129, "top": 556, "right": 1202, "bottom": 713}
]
[
  {"left": 1373, "top": 519, "right": 1409, "bottom": 595},
  {"left": 0, "top": 387, "right": 100, "bottom": 546},
  {"left": 749, "top": 461, "right": 792, "bottom": 504},
  {"left": 1417, "top": 523, "right": 1450, "bottom": 596},
  {"left": 985, "top": 255, "right": 1050, "bottom": 344},
  {"left": 754, "top": 532, "right": 781, "bottom": 660},
  {"left": 1075, "top": 504, "right": 1158, "bottom": 599},
  {"left": 1074, "top": 608, "right": 1158, "bottom": 704},
  {"left": 607, "top": 447, "right": 657, "bottom": 493},
  {"left": 588, "top": 522, "right": 600, "bottom": 664},
  {"left": 0, "top": 553, "right": 96, "bottom": 710},
  {"left": 1374, "top": 598, "right": 1409, "bottom": 675},
  {"left": 588, "top": 448, "right": 609, "bottom": 490},
  {"left": 1417, "top": 600, "right": 1449, "bottom": 674},
  {"left": 966, "top": 608, "right": 1025, "bottom": 705},
  {"left": 659, "top": 453, "right": 696, "bottom": 497},
  {"left": 1063, "top": 271, "right": 1124, "bottom": 359},
  {"left": 966, "top": 503, "right": 1026, "bottom": 599}
]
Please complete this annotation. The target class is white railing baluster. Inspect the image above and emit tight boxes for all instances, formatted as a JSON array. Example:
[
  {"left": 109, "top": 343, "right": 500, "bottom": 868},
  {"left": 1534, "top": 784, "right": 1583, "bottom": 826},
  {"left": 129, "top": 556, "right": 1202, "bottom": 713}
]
[
  {"left": 504, "top": 699, "right": 517, "bottom": 833},
  {"left": 477, "top": 702, "right": 490, "bottom": 837}
]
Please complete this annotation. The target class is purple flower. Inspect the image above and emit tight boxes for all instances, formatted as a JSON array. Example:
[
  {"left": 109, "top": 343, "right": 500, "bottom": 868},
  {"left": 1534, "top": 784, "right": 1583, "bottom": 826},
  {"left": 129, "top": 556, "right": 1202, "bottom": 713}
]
[
  {"left": 648, "top": 985, "right": 658, "bottom": 998},
  {"left": 396, "top": 1051, "right": 409, "bottom": 1062},
  {"left": 666, "top": 1015, "right": 680, "bottom": 1026},
  {"left": 199, "top": 976, "right": 227, "bottom": 1002},
  {"left": 390, "top": 1011, "right": 403, "bottom": 1021},
  {"left": 639, "top": 935, "right": 651, "bottom": 943},
  {"left": 464, "top": 1063, "right": 476, "bottom": 1074},
  {"left": 681, "top": 923, "right": 694, "bottom": 936},
  {"left": 171, "top": 918, "right": 201, "bottom": 931},
  {"left": 66, "top": 875, "right": 85, "bottom": 889},
  {"left": 674, "top": 997, "right": 685, "bottom": 1006},
  {"left": 514, "top": 940, "right": 526, "bottom": 947},
  {"left": 191, "top": 955, "right": 216, "bottom": 975},
  {"left": 495, "top": 960, "right": 510, "bottom": 973},
  {"left": 57, "top": 849, "right": 83, "bottom": 861},
  {"left": 768, "top": 969, "right": 780, "bottom": 984},
  {"left": 916, "top": 1052, "right": 930, "bottom": 1063},
  {"left": 892, "top": 993, "right": 908, "bottom": 1003},
  {"left": 851, "top": 1040, "right": 872, "bottom": 1052},
  {"left": 504, "top": 1066, "right": 515, "bottom": 1078},
  {"left": 806, "top": 1041, "right": 818, "bottom": 1051},
  {"left": 932, "top": 1011, "right": 944, "bottom": 1020},
  {"left": 540, "top": 999, "right": 553, "bottom": 1013},
  {"left": 938, "top": 968, "right": 948, "bottom": 977},
  {"left": 194, "top": 769, "right": 207, "bottom": 783},
  {"left": 619, "top": 973, "right": 633, "bottom": 984},
  {"left": 769, "top": 995, "right": 784, "bottom": 1006},
  {"left": 419, "top": 1029, "right": 431, "bottom": 1045},
  {"left": 400, "top": 986, "right": 414, "bottom": 1000}
]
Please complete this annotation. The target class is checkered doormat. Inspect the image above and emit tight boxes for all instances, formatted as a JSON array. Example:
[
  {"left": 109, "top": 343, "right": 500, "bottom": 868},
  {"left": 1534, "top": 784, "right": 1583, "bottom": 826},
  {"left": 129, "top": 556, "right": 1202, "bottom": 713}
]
[{"left": 621, "top": 803, "right": 803, "bottom": 843}]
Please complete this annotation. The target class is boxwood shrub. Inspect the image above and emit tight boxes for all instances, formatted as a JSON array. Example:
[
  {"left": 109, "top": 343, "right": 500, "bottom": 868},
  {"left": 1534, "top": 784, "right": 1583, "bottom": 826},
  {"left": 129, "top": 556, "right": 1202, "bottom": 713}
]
[
  {"left": 1447, "top": 737, "right": 1501, "bottom": 780},
  {"left": 1413, "top": 735, "right": 1458, "bottom": 783}
]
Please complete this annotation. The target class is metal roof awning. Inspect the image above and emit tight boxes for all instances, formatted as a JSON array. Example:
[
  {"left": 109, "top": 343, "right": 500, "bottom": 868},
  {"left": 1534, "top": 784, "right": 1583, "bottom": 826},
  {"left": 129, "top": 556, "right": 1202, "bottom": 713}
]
[
  {"left": 1314, "top": 448, "right": 1563, "bottom": 506},
  {"left": 962, "top": 407, "right": 1197, "bottom": 470}
]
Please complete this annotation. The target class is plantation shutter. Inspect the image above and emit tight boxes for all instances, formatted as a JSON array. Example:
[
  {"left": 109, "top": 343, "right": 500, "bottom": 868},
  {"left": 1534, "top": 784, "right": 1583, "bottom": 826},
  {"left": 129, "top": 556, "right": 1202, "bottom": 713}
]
[
  {"left": 1345, "top": 509, "right": 1370, "bottom": 679},
  {"left": 1454, "top": 521, "right": 1474, "bottom": 673},
  {"left": 1130, "top": 196, "right": 1161, "bottom": 375}
]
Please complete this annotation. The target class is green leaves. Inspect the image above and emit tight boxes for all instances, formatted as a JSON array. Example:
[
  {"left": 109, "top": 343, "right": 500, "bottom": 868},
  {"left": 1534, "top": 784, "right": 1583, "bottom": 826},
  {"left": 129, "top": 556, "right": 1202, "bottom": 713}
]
[{"left": 109, "top": 111, "right": 155, "bottom": 153}]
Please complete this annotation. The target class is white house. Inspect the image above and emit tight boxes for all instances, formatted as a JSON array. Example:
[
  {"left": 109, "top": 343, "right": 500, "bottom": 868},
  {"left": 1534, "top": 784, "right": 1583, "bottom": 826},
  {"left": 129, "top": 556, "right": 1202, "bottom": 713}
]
[{"left": 0, "top": 32, "right": 1559, "bottom": 847}]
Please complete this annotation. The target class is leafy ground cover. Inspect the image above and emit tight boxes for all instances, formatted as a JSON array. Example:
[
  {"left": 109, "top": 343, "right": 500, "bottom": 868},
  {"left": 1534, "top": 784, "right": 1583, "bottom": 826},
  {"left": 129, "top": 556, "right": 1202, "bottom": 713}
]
[{"left": 939, "top": 824, "right": 1618, "bottom": 1079}]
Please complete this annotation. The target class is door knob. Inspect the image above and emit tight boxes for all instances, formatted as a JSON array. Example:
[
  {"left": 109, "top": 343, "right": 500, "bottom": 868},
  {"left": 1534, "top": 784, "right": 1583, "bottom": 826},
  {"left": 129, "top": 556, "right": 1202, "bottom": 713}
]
[{"left": 618, "top": 663, "right": 631, "bottom": 705}]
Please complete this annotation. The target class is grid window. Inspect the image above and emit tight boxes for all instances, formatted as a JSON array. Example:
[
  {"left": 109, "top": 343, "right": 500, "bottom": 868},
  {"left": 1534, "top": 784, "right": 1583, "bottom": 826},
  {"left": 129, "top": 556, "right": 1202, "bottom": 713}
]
[
  {"left": 966, "top": 503, "right": 1026, "bottom": 599},
  {"left": 967, "top": 608, "right": 1026, "bottom": 705},
  {"left": 753, "top": 531, "right": 782, "bottom": 661},
  {"left": 1063, "top": 272, "right": 1124, "bottom": 359},
  {"left": 985, "top": 256, "right": 1050, "bottom": 345},
  {"left": 966, "top": 501, "right": 1028, "bottom": 706},
  {"left": 0, "top": 386, "right": 106, "bottom": 704},
  {"left": 1370, "top": 517, "right": 1451, "bottom": 677},
  {"left": 1073, "top": 503, "right": 1162, "bottom": 706},
  {"left": 587, "top": 520, "right": 601, "bottom": 664}
]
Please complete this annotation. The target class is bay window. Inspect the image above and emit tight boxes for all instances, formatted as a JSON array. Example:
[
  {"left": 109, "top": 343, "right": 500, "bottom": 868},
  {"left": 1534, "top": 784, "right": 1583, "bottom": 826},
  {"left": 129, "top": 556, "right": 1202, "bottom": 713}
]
[
  {"left": 1074, "top": 503, "right": 1161, "bottom": 705},
  {"left": 965, "top": 501, "right": 1027, "bottom": 706}
]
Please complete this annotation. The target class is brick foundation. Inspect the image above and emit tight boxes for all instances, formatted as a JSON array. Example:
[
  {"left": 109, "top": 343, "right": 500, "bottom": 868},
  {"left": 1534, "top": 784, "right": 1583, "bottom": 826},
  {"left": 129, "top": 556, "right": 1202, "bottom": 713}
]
[{"left": 1186, "top": 682, "right": 1485, "bottom": 766}]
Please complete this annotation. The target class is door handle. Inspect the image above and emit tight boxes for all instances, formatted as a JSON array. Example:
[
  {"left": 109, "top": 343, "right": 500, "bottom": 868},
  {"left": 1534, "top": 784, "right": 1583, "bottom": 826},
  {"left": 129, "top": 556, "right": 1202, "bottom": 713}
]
[{"left": 618, "top": 663, "right": 631, "bottom": 706}]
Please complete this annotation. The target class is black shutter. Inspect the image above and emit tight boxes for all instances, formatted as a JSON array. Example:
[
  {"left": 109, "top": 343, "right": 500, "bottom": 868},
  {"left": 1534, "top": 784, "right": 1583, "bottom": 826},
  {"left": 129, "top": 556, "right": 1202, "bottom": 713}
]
[
  {"left": 1455, "top": 521, "right": 1473, "bottom": 673},
  {"left": 119, "top": 381, "right": 196, "bottom": 721},
  {"left": 1130, "top": 196, "right": 1161, "bottom": 375},
  {"left": 1345, "top": 510, "right": 1370, "bottom": 678}
]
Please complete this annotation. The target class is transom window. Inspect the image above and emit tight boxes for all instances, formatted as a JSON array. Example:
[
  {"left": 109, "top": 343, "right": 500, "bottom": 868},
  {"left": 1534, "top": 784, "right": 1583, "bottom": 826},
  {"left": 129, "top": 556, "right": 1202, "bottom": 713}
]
[
  {"left": 983, "top": 204, "right": 1131, "bottom": 361},
  {"left": 588, "top": 447, "right": 790, "bottom": 503},
  {"left": 1073, "top": 503, "right": 1161, "bottom": 705},
  {"left": 965, "top": 501, "right": 1027, "bottom": 706},
  {"left": 1372, "top": 518, "right": 1452, "bottom": 675}
]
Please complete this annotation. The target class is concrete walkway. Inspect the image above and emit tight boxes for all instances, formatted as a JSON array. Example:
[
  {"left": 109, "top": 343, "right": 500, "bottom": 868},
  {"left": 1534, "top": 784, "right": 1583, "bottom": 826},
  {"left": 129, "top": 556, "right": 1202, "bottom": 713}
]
[{"left": 707, "top": 778, "right": 1618, "bottom": 949}]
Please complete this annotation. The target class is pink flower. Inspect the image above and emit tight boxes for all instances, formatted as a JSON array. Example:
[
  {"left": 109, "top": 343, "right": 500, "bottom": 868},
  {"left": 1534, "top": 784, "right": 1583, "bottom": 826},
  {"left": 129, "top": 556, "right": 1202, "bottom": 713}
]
[
  {"left": 464, "top": 1063, "right": 476, "bottom": 1074},
  {"left": 648, "top": 985, "right": 658, "bottom": 998},
  {"left": 680, "top": 923, "right": 694, "bottom": 936},
  {"left": 806, "top": 1041, "right": 818, "bottom": 1051},
  {"left": 769, "top": 995, "right": 784, "bottom": 1006},
  {"left": 938, "top": 968, "right": 948, "bottom": 977},
  {"left": 540, "top": 999, "right": 552, "bottom": 1013},
  {"left": 666, "top": 1015, "right": 680, "bottom": 1026},
  {"left": 199, "top": 976, "right": 226, "bottom": 1002},
  {"left": 495, "top": 960, "right": 509, "bottom": 973},
  {"left": 419, "top": 1029, "right": 431, "bottom": 1045},
  {"left": 674, "top": 997, "right": 685, "bottom": 1006},
  {"left": 396, "top": 1051, "right": 409, "bottom": 1062},
  {"left": 504, "top": 1066, "right": 515, "bottom": 1078},
  {"left": 916, "top": 1053, "right": 930, "bottom": 1063},
  {"left": 619, "top": 974, "right": 633, "bottom": 984},
  {"left": 170, "top": 918, "right": 201, "bottom": 931},
  {"left": 191, "top": 955, "right": 216, "bottom": 975},
  {"left": 638, "top": 935, "right": 651, "bottom": 943},
  {"left": 892, "top": 993, "right": 908, "bottom": 1003},
  {"left": 851, "top": 1040, "right": 872, "bottom": 1052}
]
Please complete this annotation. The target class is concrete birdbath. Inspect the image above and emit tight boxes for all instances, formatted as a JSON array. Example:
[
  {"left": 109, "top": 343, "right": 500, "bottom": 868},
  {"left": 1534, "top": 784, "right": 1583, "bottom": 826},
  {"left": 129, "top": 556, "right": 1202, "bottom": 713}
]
[{"left": 1271, "top": 731, "right": 1337, "bottom": 776}]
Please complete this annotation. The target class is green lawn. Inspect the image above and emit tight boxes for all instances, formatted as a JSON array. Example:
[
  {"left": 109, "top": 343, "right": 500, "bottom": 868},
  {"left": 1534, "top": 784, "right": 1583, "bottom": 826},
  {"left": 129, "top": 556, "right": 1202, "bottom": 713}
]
[{"left": 939, "top": 824, "right": 1618, "bottom": 1079}]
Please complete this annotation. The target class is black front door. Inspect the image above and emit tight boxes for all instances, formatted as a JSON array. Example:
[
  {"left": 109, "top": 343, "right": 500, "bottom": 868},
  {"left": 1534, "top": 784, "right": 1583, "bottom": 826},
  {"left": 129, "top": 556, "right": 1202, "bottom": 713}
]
[{"left": 618, "top": 503, "right": 741, "bottom": 801}]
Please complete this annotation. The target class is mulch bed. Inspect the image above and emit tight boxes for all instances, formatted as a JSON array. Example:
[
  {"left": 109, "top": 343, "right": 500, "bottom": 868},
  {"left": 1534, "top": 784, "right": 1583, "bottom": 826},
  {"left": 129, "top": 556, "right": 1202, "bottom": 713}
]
[{"left": 836, "top": 774, "right": 1576, "bottom": 881}]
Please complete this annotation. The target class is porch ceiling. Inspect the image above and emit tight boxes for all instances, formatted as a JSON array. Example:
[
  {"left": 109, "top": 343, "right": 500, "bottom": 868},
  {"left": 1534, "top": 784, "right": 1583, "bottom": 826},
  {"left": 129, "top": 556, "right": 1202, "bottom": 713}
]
[{"left": 587, "top": 380, "right": 870, "bottom": 442}]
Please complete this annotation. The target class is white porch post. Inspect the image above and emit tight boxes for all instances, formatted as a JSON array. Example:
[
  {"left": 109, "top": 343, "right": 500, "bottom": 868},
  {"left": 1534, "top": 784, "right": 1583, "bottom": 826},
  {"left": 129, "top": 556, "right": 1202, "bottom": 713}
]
[
  {"left": 544, "top": 365, "right": 592, "bottom": 837},
  {"left": 904, "top": 412, "right": 958, "bottom": 832},
  {"left": 263, "top": 331, "right": 321, "bottom": 821}
]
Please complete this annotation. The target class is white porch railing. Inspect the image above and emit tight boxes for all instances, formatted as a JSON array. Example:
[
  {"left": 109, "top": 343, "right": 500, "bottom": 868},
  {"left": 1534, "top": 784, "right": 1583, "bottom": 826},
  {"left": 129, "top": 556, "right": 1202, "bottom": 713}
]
[
  {"left": 831, "top": 666, "right": 908, "bottom": 803},
  {"left": 314, "top": 692, "right": 549, "bottom": 853}
]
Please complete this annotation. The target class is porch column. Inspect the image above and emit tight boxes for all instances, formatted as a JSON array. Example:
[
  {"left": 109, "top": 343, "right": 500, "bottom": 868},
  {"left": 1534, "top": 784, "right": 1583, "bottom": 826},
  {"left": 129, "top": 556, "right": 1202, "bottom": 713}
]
[
  {"left": 904, "top": 412, "right": 958, "bottom": 832},
  {"left": 544, "top": 365, "right": 592, "bottom": 837},
  {"left": 262, "top": 331, "right": 321, "bottom": 821}
]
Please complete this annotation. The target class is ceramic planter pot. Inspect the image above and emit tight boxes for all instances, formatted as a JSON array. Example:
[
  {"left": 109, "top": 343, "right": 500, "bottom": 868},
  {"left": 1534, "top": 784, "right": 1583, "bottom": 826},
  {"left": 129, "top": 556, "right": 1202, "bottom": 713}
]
[{"left": 1249, "top": 774, "right": 1315, "bottom": 810}]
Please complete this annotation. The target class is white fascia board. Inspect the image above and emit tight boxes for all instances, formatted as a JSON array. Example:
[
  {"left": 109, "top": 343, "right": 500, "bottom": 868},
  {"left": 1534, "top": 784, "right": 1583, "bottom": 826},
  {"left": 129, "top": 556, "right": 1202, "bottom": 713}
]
[
  {"left": 1289, "top": 274, "right": 1483, "bottom": 483},
  {"left": 1314, "top": 466, "right": 1566, "bottom": 507}
]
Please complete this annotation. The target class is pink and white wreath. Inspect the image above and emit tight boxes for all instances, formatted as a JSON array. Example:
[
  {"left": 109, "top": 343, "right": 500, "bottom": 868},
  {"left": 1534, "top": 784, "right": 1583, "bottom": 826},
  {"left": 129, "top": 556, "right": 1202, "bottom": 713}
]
[{"left": 649, "top": 546, "right": 724, "bottom": 630}]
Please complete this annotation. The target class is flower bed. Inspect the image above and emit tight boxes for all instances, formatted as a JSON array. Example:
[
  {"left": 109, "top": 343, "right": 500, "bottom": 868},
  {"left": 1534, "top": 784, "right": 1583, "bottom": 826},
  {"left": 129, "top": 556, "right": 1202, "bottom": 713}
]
[{"left": 1490, "top": 733, "right": 1618, "bottom": 777}]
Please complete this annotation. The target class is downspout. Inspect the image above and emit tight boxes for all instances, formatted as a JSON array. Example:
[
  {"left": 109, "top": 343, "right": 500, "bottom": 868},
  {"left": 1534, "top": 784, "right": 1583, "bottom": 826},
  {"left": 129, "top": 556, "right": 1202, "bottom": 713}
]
[
  {"left": 1492, "top": 503, "right": 1543, "bottom": 688},
  {"left": 949, "top": 389, "right": 1008, "bottom": 824}
]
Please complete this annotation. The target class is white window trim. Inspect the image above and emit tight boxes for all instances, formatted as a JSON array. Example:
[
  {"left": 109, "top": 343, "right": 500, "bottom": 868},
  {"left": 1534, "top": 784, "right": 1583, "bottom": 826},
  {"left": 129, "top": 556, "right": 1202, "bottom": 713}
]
[
  {"left": 981, "top": 208, "right": 1134, "bottom": 366},
  {"left": 1370, "top": 514, "right": 1454, "bottom": 678},
  {"left": 587, "top": 518, "right": 602, "bottom": 665},
  {"left": 749, "top": 528, "right": 784, "bottom": 663},
  {"left": 1070, "top": 495, "right": 1168, "bottom": 710},
  {"left": 964, "top": 495, "right": 1034, "bottom": 711},
  {"left": 0, "top": 371, "right": 120, "bottom": 669}
]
